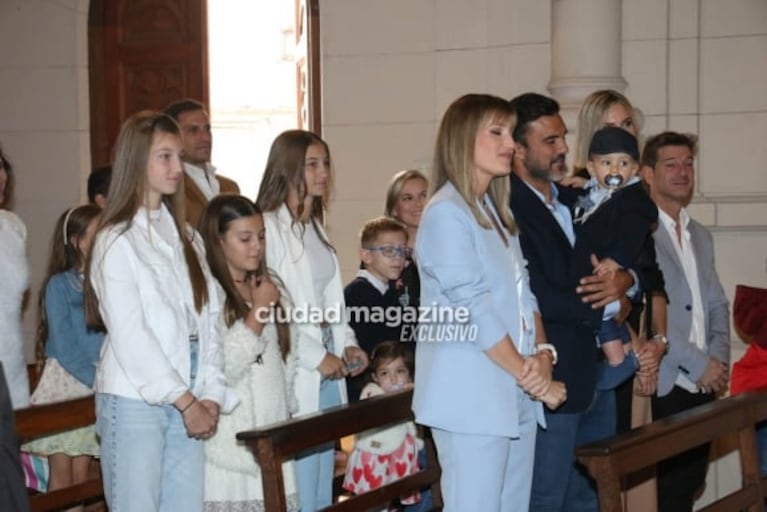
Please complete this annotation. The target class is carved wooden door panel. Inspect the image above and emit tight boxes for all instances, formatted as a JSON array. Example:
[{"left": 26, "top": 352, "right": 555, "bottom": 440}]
[
  {"left": 295, "top": 0, "right": 321, "bottom": 133},
  {"left": 88, "top": 0, "right": 208, "bottom": 166}
]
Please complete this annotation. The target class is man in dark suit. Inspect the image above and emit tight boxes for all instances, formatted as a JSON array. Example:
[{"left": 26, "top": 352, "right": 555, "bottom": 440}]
[
  {"left": 164, "top": 99, "right": 240, "bottom": 227},
  {"left": 641, "top": 131, "right": 730, "bottom": 512},
  {"left": 508, "top": 93, "right": 636, "bottom": 512}
]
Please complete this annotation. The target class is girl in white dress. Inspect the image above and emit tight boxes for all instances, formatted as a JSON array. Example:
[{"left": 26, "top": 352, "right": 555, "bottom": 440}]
[
  {"left": 0, "top": 145, "right": 30, "bottom": 410},
  {"left": 199, "top": 195, "right": 299, "bottom": 512}
]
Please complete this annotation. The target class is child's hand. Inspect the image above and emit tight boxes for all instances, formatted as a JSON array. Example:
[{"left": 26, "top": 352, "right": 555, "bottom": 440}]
[
  {"left": 199, "top": 399, "right": 220, "bottom": 423},
  {"left": 318, "top": 352, "right": 348, "bottom": 380},
  {"left": 249, "top": 274, "right": 280, "bottom": 310},
  {"left": 181, "top": 399, "right": 217, "bottom": 440},
  {"left": 343, "top": 346, "right": 369, "bottom": 377}
]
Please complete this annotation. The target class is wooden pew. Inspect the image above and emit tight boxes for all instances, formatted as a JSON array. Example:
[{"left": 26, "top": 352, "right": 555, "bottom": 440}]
[
  {"left": 238, "top": 388, "right": 443, "bottom": 511},
  {"left": 577, "top": 390, "right": 767, "bottom": 512},
  {"left": 16, "top": 396, "right": 104, "bottom": 512}
]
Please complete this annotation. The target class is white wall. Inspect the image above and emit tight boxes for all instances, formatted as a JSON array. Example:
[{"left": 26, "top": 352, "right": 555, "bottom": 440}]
[{"left": 0, "top": 0, "right": 91, "bottom": 357}]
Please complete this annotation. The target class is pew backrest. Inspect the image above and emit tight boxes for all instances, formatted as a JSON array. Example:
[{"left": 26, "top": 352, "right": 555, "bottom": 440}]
[{"left": 238, "top": 388, "right": 442, "bottom": 511}]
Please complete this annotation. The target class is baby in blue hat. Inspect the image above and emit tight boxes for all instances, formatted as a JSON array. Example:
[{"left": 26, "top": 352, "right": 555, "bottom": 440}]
[{"left": 574, "top": 126, "right": 658, "bottom": 390}]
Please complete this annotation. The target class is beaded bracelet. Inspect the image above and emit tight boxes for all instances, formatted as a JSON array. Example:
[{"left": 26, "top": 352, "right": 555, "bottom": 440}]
[{"left": 179, "top": 397, "right": 197, "bottom": 414}]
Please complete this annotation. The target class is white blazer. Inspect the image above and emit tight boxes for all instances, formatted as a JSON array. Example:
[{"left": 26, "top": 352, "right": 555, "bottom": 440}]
[
  {"left": 90, "top": 205, "right": 235, "bottom": 412},
  {"left": 263, "top": 204, "right": 358, "bottom": 415}
]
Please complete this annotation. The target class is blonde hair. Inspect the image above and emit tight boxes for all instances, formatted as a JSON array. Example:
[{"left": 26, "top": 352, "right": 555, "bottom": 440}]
[
  {"left": 574, "top": 89, "right": 642, "bottom": 171},
  {"left": 432, "top": 94, "right": 516, "bottom": 233},
  {"left": 384, "top": 169, "right": 428, "bottom": 218}
]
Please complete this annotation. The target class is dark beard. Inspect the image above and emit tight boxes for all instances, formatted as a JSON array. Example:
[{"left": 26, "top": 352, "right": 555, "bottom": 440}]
[{"left": 527, "top": 164, "right": 554, "bottom": 182}]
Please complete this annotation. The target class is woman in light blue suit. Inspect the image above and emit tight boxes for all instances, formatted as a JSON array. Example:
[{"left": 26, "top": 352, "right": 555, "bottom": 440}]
[{"left": 412, "top": 94, "right": 567, "bottom": 512}]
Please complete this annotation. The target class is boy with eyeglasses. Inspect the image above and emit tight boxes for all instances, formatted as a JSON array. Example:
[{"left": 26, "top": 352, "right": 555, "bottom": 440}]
[{"left": 344, "top": 216, "right": 412, "bottom": 403}]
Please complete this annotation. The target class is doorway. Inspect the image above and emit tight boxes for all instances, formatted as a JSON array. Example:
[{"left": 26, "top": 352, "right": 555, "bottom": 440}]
[
  {"left": 208, "top": 1, "right": 297, "bottom": 199},
  {"left": 87, "top": 0, "right": 320, "bottom": 199}
]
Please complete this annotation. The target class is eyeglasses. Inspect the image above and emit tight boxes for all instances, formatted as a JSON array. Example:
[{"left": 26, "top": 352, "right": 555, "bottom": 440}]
[{"left": 364, "top": 245, "right": 411, "bottom": 259}]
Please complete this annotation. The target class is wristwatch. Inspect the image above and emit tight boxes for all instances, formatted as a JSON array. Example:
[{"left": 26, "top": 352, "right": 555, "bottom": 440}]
[
  {"left": 535, "top": 343, "right": 558, "bottom": 365},
  {"left": 652, "top": 334, "right": 669, "bottom": 354}
]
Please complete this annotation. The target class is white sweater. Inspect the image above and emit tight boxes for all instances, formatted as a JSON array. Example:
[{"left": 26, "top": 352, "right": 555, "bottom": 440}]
[
  {"left": 0, "top": 210, "right": 30, "bottom": 409},
  {"left": 205, "top": 319, "right": 297, "bottom": 476}
]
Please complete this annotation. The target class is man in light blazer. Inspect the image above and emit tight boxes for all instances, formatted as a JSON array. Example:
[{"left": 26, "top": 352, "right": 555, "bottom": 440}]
[
  {"left": 164, "top": 99, "right": 240, "bottom": 228},
  {"left": 641, "top": 131, "right": 730, "bottom": 512}
]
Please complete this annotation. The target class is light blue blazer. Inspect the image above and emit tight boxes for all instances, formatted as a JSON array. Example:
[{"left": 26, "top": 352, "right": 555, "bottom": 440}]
[
  {"left": 652, "top": 215, "right": 730, "bottom": 396},
  {"left": 412, "top": 183, "right": 545, "bottom": 438}
]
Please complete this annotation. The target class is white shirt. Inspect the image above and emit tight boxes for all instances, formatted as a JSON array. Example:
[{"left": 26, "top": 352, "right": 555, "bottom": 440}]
[
  {"left": 658, "top": 208, "right": 707, "bottom": 392},
  {"left": 183, "top": 161, "right": 220, "bottom": 199},
  {"left": 90, "top": 205, "right": 234, "bottom": 410},
  {"left": 356, "top": 269, "right": 388, "bottom": 295},
  {"left": 525, "top": 181, "right": 575, "bottom": 246},
  {"left": 300, "top": 221, "right": 335, "bottom": 310}
]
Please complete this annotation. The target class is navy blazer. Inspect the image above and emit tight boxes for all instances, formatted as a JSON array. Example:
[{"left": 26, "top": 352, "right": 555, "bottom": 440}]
[
  {"left": 510, "top": 174, "right": 601, "bottom": 413},
  {"left": 570, "top": 182, "right": 658, "bottom": 270}
]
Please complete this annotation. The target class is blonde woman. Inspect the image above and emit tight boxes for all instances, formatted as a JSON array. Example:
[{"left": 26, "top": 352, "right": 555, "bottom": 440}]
[{"left": 413, "top": 94, "right": 565, "bottom": 511}]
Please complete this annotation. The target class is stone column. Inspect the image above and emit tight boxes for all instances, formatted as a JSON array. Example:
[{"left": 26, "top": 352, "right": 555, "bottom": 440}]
[{"left": 548, "top": 0, "right": 627, "bottom": 123}]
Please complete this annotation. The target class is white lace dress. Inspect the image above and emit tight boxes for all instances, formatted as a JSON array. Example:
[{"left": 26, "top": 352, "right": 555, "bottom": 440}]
[
  {"left": 204, "top": 320, "right": 299, "bottom": 512},
  {"left": 0, "top": 210, "right": 30, "bottom": 409}
]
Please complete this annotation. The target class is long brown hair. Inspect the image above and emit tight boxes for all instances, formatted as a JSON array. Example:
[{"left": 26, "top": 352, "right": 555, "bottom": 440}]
[
  {"left": 36, "top": 205, "right": 101, "bottom": 368},
  {"left": 84, "top": 110, "right": 209, "bottom": 329},
  {"left": 433, "top": 94, "right": 517, "bottom": 233},
  {"left": 255, "top": 129, "right": 333, "bottom": 248},
  {"left": 199, "top": 195, "right": 291, "bottom": 360},
  {"left": 0, "top": 144, "right": 15, "bottom": 210}
]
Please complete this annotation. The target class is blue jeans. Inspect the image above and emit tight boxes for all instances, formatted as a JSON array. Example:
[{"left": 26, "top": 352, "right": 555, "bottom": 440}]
[
  {"left": 295, "top": 327, "right": 342, "bottom": 511},
  {"left": 402, "top": 448, "right": 433, "bottom": 512},
  {"left": 96, "top": 393, "right": 204, "bottom": 512},
  {"left": 529, "top": 390, "right": 616, "bottom": 512},
  {"left": 758, "top": 420, "right": 767, "bottom": 476},
  {"left": 96, "top": 336, "right": 201, "bottom": 512},
  {"left": 596, "top": 351, "right": 639, "bottom": 391}
]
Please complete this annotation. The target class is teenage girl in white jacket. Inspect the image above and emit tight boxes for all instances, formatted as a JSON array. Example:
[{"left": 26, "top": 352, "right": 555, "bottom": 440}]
[{"left": 85, "top": 111, "right": 233, "bottom": 512}]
